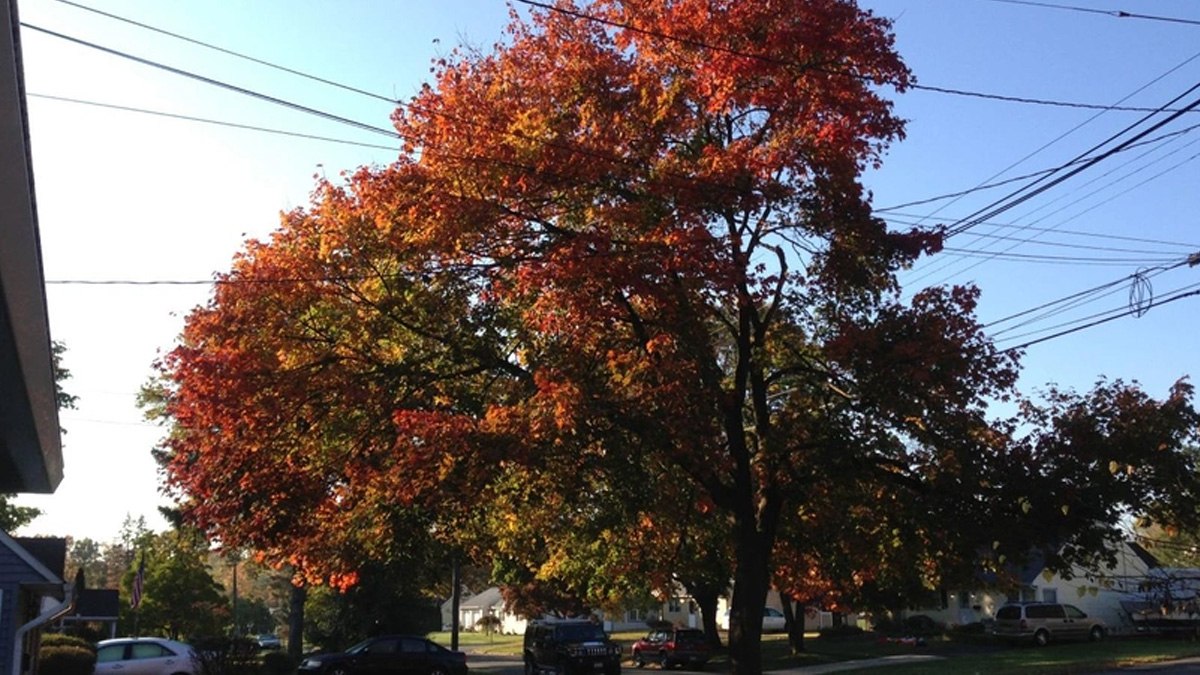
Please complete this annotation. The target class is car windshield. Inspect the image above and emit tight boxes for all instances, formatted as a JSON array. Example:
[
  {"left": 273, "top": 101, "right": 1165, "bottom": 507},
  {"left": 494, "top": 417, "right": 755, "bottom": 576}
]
[{"left": 557, "top": 624, "right": 608, "bottom": 642}]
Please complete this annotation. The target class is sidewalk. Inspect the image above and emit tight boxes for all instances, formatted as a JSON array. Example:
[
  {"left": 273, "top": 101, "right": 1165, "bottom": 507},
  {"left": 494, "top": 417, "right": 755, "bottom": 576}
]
[{"left": 772, "top": 654, "right": 946, "bottom": 674}]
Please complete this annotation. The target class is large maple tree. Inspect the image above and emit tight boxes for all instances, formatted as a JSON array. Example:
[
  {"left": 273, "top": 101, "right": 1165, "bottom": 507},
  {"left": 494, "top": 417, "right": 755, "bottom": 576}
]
[{"left": 155, "top": 2, "right": 1200, "bottom": 673}]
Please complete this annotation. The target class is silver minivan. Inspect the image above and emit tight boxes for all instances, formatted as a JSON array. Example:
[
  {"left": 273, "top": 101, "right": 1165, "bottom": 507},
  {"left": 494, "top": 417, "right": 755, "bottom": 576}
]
[{"left": 993, "top": 602, "right": 1105, "bottom": 646}]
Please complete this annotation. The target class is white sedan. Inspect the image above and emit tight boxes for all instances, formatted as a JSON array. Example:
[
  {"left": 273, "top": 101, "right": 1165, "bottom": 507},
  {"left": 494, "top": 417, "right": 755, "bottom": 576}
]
[
  {"left": 720, "top": 606, "right": 789, "bottom": 632},
  {"left": 94, "top": 637, "right": 197, "bottom": 675}
]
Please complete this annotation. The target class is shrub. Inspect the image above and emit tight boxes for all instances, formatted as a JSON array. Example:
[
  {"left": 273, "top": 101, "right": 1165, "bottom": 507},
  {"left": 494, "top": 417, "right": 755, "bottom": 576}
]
[
  {"left": 41, "top": 633, "right": 95, "bottom": 650},
  {"left": 946, "top": 621, "right": 994, "bottom": 644},
  {"left": 39, "top": 644, "right": 96, "bottom": 675},
  {"left": 261, "top": 650, "right": 295, "bottom": 675},
  {"left": 191, "top": 636, "right": 261, "bottom": 675},
  {"left": 818, "top": 625, "right": 864, "bottom": 639},
  {"left": 476, "top": 615, "right": 503, "bottom": 634}
]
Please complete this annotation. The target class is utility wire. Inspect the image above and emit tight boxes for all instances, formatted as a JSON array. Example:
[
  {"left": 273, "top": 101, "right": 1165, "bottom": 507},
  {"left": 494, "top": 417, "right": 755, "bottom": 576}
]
[
  {"left": 988, "top": 265, "right": 1179, "bottom": 337},
  {"left": 883, "top": 213, "right": 1200, "bottom": 251},
  {"left": 988, "top": 0, "right": 1200, "bottom": 27},
  {"left": 54, "top": 0, "right": 401, "bottom": 104},
  {"left": 28, "top": 93, "right": 401, "bottom": 151},
  {"left": 872, "top": 122, "right": 1200, "bottom": 213},
  {"left": 909, "top": 134, "right": 1200, "bottom": 287},
  {"left": 512, "top": 0, "right": 1200, "bottom": 114},
  {"left": 998, "top": 285, "right": 1200, "bottom": 352},
  {"left": 21, "top": 23, "right": 402, "bottom": 140},
  {"left": 943, "top": 84, "right": 1200, "bottom": 238}
]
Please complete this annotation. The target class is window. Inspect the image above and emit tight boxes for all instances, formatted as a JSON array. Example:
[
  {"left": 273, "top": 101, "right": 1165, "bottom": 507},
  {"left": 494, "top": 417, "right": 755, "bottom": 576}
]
[
  {"left": 669, "top": 598, "right": 682, "bottom": 612},
  {"left": 958, "top": 592, "right": 971, "bottom": 609},
  {"left": 96, "top": 645, "right": 124, "bottom": 663},
  {"left": 1042, "top": 588, "right": 1058, "bottom": 604},
  {"left": 399, "top": 638, "right": 427, "bottom": 654},
  {"left": 1064, "top": 605, "right": 1086, "bottom": 619},
  {"left": 1026, "top": 604, "right": 1065, "bottom": 619},
  {"left": 367, "top": 638, "right": 399, "bottom": 654},
  {"left": 131, "top": 643, "right": 170, "bottom": 659}
]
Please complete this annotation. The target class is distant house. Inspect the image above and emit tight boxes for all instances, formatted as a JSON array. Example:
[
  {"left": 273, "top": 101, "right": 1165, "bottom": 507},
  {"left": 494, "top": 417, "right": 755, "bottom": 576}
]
[
  {"left": 904, "top": 539, "right": 1163, "bottom": 635},
  {"left": 457, "top": 587, "right": 506, "bottom": 632},
  {"left": 59, "top": 588, "right": 120, "bottom": 639},
  {"left": 453, "top": 586, "right": 723, "bottom": 635},
  {"left": 440, "top": 585, "right": 473, "bottom": 631}
]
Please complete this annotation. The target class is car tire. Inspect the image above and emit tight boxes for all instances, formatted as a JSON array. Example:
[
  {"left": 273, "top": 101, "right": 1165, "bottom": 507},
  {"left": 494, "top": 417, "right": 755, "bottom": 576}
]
[
  {"left": 431, "top": 667, "right": 449, "bottom": 675},
  {"left": 330, "top": 667, "right": 350, "bottom": 675},
  {"left": 1089, "top": 626, "right": 1104, "bottom": 642},
  {"left": 1033, "top": 630, "right": 1049, "bottom": 647},
  {"left": 526, "top": 661, "right": 538, "bottom": 675},
  {"left": 659, "top": 652, "right": 670, "bottom": 670},
  {"left": 633, "top": 650, "right": 645, "bottom": 668}
]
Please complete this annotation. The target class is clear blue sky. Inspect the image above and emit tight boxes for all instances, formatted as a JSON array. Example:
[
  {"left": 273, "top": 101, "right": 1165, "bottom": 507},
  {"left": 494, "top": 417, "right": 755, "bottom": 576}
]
[{"left": 14, "top": 0, "right": 1200, "bottom": 541}]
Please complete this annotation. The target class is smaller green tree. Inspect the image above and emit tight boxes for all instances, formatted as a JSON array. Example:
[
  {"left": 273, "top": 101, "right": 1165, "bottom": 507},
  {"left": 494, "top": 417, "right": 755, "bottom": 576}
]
[{"left": 121, "top": 529, "right": 227, "bottom": 640}]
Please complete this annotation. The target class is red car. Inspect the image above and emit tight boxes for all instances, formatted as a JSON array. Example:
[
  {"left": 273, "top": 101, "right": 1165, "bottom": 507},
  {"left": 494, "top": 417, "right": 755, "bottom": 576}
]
[{"left": 631, "top": 628, "right": 710, "bottom": 670}]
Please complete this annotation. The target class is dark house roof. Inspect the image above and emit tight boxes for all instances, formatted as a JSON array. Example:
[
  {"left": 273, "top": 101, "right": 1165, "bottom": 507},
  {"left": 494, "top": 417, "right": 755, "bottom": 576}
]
[{"left": 14, "top": 537, "right": 66, "bottom": 578}]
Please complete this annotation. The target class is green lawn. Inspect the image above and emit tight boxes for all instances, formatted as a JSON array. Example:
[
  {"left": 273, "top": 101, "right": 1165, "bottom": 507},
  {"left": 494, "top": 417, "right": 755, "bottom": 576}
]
[
  {"left": 429, "top": 630, "right": 1200, "bottom": 673},
  {"left": 768, "top": 634, "right": 1200, "bottom": 674}
]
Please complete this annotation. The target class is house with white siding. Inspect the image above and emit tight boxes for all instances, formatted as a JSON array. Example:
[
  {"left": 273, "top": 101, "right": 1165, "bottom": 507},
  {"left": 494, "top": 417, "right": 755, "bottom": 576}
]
[{"left": 902, "top": 540, "right": 1164, "bottom": 636}]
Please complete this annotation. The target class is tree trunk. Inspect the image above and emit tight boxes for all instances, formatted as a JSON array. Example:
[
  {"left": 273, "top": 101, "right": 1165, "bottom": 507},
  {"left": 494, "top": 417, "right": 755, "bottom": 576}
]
[
  {"left": 780, "top": 596, "right": 805, "bottom": 654},
  {"left": 288, "top": 583, "right": 306, "bottom": 664},
  {"left": 727, "top": 529, "right": 771, "bottom": 675},
  {"left": 688, "top": 584, "right": 723, "bottom": 648}
]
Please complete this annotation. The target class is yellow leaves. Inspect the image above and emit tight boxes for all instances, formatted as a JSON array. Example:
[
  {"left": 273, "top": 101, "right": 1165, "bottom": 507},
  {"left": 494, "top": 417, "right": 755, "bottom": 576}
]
[
  {"left": 1042, "top": 569, "right": 1055, "bottom": 583},
  {"left": 1019, "top": 497, "right": 1032, "bottom": 514},
  {"left": 1109, "top": 460, "right": 1120, "bottom": 475},
  {"left": 1061, "top": 504, "right": 1070, "bottom": 516}
]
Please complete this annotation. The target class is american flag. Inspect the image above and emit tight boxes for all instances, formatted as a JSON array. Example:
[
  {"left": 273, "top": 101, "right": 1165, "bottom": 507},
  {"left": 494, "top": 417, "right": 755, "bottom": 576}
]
[{"left": 130, "top": 554, "right": 145, "bottom": 609}]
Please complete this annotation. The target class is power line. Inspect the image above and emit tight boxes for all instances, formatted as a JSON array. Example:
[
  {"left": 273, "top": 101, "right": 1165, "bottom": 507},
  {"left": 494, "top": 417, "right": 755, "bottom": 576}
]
[
  {"left": 21, "top": 23, "right": 402, "bottom": 140},
  {"left": 883, "top": 213, "right": 1200, "bottom": 251},
  {"left": 987, "top": 265, "right": 1180, "bottom": 337},
  {"left": 28, "top": 93, "right": 400, "bottom": 151},
  {"left": 54, "top": 0, "right": 400, "bottom": 105},
  {"left": 906, "top": 131, "right": 1200, "bottom": 287},
  {"left": 872, "top": 122, "right": 1200, "bottom": 213},
  {"left": 998, "top": 284, "right": 1200, "bottom": 352},
  {"left": 988, "top": 0, "right": 1200, "bottom": 27},
  {"left": 940, "top": 249, "right": 1180, "bottom": 267},
  {"left": 943, "top": 84, "right": 1200, "bottom": 239},
  {"left": 512, "top": 0, "right": 1200, "bottom": 115}
]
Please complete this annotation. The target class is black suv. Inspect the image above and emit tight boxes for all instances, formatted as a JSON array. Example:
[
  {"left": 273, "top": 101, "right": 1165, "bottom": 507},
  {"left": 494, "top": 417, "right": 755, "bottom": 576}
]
[{"left": 523, "top": 620, "right": 622, "bottom": 675}]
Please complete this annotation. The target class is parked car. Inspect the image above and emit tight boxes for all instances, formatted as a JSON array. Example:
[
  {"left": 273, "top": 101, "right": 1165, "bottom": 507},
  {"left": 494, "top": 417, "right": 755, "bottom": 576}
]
[
  {"left": 296, "top": 635, "right": 468, "bottom": 675},
  {"left": 524, "top": 619, "right": 622, "bottom": 675},
  {"left": 721, "top": 607, "right": 787, "bottom": 632},
  {"left": 255, "top": 633, "right": 282, "bottom": 650},
  {"left": 94, "top": 637, "right": 197, "bottom": 675},
  {"left": 631, "top": 628, "right": 710, "bottom": 670},
  {"left": 993, "top": 602, "right": 1105, "bottom": 646}
]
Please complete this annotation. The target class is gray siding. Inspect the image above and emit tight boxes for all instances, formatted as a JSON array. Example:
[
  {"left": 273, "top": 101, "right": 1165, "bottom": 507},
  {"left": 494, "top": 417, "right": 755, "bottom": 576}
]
[{"left": 0, "top": 541, "right": 53, "bottom": 675}]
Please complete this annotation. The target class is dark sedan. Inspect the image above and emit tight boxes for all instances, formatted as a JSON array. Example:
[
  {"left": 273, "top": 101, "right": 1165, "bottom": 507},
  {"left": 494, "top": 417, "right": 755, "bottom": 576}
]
[{"left": 297, "top": 635, "right": 468, "bottom": 675}]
